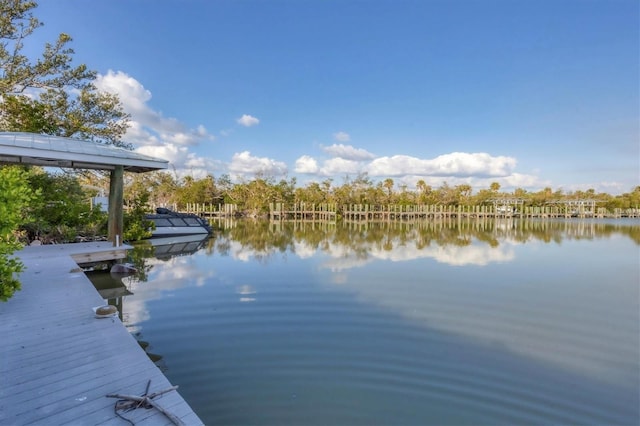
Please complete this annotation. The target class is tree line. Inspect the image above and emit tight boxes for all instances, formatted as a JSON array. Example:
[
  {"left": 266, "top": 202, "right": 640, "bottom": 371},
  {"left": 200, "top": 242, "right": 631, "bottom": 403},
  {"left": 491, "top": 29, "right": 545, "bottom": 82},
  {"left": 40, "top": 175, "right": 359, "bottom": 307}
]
[
  {"left": 122, "top": 171, "right": 640, "bottom": 217},
  {"left": 3, "top": 166, "right": 638, "bottom": 249}
]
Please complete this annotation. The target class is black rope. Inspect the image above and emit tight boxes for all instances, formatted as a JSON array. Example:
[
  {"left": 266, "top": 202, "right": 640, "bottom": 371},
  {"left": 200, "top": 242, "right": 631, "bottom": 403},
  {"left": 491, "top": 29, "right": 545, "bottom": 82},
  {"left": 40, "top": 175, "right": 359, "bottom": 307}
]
[
  {"left": 112, "top": 379, "right": 153, "bottom": 425},
  {"left": 114, "top": 400, "right": 135, "bottom": 426}
]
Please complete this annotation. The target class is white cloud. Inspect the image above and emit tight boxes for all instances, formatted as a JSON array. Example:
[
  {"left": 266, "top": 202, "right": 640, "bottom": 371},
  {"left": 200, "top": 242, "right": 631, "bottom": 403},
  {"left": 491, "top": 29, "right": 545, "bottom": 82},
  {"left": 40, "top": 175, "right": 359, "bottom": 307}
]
[
  {"left": 294, "top": 155, "right": 319, "bottom": 173},
  {"left": 333, "top": 131, "right": 351, "bottom": 142},
  {"left": 95, "top": 70, "right": 152, "bottom": 112},
  {"left": 367, "top": 152, "right": 516, "bottom": 177},
  {"left": 95, "top": 70, "right": 214, "bottom": 147},
  {"left": 297, "top": 151, "right": 521, "bottom": 184},
  {"left": 292, "top": 241, "right": 317, "bottom": 259},
  {"left": 371, "top": 243, "right": 515, "bottom": 266},
  {"left": 292, "top": 147, "right": 548, "bottom": 192},
  {"left": 237, "top": 114, "right": 260, "bottom": 127},
  {"left": 229, "top": 151, "right": 287, "bottom": 177},
  {"left": 136, "top": 143, "right": 187, "bottom": 163},
  {"left": 135, "top": 143, "right": 222, "bottom": 179},
  {"left": 94, "top": 70, "right": 218, "bottom": 178},
  {"left": 497, "top": 173, "right": 550, "bottom": 188},
  {"left": 322, "top": 144, "right": 375, "bottom": 161},
  {"left": 319, "top": 157, "right": 363, "bottom": 176}
]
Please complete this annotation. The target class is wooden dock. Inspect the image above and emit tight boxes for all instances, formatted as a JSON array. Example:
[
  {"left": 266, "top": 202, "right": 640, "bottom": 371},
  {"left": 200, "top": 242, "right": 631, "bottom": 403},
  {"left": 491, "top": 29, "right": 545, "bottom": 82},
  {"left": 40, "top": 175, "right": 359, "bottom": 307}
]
[
  {"left": 338, "top": 204, "right": 639, "bottom": 220},
  {"left": 269, "top": 202, "right": 337, "bottom": 221},
  {"left": 168, "top": 201, "right": 639, "bottom": 222},
  {"left": 0, "top": 242, "right": 204, "bottom": 426},
  {"left": 267, "top": 202, "right": 640, "bottom": 222}
]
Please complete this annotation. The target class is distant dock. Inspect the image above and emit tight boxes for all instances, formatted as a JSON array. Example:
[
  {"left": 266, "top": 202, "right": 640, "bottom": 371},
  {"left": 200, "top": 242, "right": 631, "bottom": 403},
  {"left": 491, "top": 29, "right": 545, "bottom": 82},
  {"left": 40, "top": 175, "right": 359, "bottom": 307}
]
[
  {"left": 162, "top": 201, "right": 640, "bottom": 222},
  {"left": 271, "top": 203, "right": 640, "bottom": 221},
  {"left": 0, "top": 242, "right": 203, "bottom": 425}
]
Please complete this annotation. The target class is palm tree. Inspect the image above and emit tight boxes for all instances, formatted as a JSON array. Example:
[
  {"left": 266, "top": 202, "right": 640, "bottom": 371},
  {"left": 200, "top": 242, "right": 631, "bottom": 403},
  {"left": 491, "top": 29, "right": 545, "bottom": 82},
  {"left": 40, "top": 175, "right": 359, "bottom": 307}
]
[{"left": 383, "top": 178, "right": 394, "bottom": 203}]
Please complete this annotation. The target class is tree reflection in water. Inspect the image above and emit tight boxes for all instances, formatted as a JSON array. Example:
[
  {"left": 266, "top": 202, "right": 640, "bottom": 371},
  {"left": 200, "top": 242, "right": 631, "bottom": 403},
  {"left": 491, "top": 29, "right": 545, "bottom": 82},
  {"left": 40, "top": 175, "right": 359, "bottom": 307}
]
[{"left": 205, "top": 218, "right": 640, "bottom": 264}]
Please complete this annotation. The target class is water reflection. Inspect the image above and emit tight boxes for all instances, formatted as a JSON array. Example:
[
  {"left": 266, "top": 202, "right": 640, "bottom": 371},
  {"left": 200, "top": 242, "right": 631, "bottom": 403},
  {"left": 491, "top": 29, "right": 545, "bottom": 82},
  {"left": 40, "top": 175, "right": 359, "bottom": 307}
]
[
  {"left": 236, "top": 284, "right": 257, "bottom": 302},
  {"left": 89, "top": 219, "right": 639, "bottom": 425},
  {"left": 209, "top": 218, "right": 640, "bottom": 266},
  {"left": 88, "top": 270, "right": 133, "bottom": 320},
  {"left": 89, "top": 235, "right": 213, "bottom": 328},
  {"left": 109, "top": 219, "right": 640, "bottom": 341}
]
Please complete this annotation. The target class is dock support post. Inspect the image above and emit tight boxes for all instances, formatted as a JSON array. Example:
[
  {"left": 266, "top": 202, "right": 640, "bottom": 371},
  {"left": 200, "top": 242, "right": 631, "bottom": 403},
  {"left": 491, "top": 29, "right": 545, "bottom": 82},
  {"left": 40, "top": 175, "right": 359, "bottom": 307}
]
[{"left": 108, "top": 165, "right": 124, "bottom": 246}]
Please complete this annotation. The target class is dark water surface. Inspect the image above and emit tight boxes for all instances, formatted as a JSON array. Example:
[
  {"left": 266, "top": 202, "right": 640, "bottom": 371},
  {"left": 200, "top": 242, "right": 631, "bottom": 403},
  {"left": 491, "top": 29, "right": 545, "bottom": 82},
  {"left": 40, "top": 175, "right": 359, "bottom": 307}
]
[{"left": 92, "top": 219, "right": 639, "bottom": 425}]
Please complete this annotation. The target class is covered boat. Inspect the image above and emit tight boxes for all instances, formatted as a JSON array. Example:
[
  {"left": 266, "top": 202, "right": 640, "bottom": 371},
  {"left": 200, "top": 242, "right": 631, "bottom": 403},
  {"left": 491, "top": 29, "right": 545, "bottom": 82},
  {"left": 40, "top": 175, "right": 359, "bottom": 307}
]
[{"left": 145, "top": 208, "right": 212, "bottom": 237}]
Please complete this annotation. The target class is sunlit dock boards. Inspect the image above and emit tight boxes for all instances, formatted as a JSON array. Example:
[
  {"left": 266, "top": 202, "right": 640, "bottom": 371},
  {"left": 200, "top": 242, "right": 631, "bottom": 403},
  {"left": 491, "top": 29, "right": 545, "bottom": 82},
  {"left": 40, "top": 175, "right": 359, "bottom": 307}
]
[{"left": 0, "top": 242, "right": 203, "bottom": 425}]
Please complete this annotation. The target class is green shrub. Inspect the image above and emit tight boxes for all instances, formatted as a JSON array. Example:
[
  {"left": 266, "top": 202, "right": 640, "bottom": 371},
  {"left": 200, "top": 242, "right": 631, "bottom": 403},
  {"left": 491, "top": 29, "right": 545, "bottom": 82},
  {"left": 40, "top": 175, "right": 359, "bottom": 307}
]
[{"left": 0, "top": 166, "right": 38, "bottom": 301}]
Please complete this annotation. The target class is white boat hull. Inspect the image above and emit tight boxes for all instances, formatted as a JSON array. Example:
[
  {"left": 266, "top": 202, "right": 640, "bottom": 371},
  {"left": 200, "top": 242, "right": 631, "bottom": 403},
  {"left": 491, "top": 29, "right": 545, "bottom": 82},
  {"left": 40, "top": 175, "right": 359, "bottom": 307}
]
[
  {"left": 150, "top": 226, "right": 209, "bottom": 237},
  {"left": 146, "top": 233, "right": 210, "bottom": 246}
]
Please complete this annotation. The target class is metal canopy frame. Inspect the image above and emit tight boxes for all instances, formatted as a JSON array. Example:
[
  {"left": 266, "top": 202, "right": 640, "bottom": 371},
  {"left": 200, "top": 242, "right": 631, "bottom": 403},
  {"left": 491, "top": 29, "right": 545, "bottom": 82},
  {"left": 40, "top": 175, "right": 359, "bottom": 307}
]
[
  {"left": 0, "top": 132, "right": 168, "bottom": 173},
  {"left": 0, "top": 132, "right": 169, "bottom": 245}
]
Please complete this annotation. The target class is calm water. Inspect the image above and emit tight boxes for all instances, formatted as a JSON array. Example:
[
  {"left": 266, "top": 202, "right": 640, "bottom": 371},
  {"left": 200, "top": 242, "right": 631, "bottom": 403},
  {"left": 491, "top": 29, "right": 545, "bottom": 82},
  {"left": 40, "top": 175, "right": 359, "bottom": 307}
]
[{"left": 91, "top": 218, "right": 640, "bottom": 425}]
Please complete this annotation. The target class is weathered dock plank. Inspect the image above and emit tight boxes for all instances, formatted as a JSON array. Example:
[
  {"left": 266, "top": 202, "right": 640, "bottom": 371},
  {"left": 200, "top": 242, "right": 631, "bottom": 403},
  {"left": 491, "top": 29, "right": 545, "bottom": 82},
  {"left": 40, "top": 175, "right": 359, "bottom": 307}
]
[{"left": 0, "top": 243, "right": 204, "bottom": 426}]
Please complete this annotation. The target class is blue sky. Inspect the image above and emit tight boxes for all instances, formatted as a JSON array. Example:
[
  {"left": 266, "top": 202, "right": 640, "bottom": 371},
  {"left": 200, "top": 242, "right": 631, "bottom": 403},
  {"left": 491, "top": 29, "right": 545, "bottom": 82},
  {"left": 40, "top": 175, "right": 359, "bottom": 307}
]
[{"left": 31, "top": 0, "right": 638, "bottom": 194}]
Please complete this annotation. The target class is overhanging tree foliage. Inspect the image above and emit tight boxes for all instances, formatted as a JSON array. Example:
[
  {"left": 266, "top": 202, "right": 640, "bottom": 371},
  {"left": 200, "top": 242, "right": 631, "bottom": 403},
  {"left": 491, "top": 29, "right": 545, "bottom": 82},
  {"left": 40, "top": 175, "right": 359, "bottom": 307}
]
[
  {"left": 0, "top": 0, "right": 130, "bottom": 145},
  {"left": 0, "top": 0, "right": 131, "bottom": 300}
]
